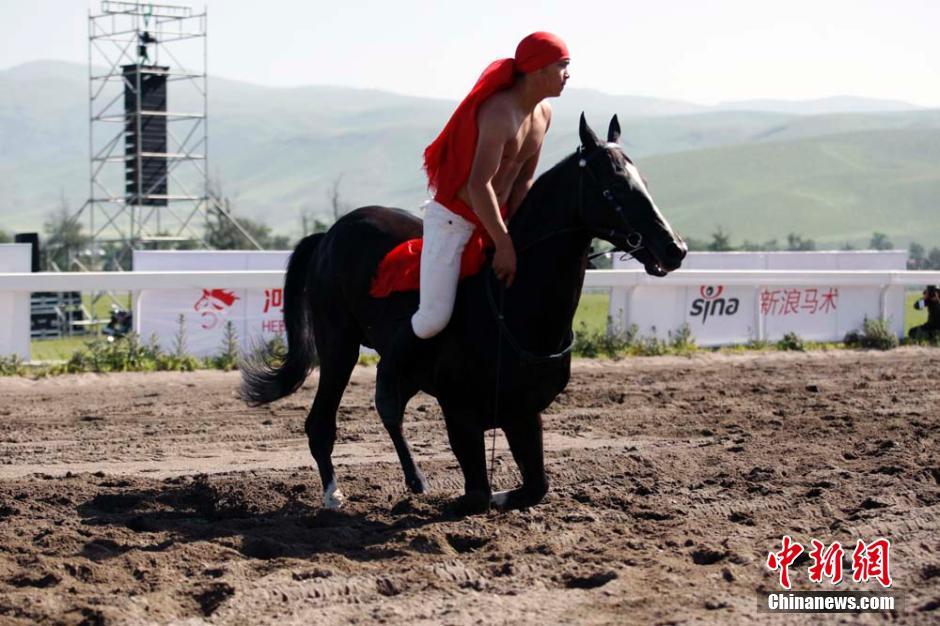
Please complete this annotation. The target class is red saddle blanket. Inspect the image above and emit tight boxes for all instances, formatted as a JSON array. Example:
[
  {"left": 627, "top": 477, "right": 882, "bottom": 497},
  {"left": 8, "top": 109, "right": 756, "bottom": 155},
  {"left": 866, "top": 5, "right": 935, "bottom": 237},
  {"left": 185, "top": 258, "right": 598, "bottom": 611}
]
[{"left": 369, "top": 229, "right": 491, "bottom": 298}]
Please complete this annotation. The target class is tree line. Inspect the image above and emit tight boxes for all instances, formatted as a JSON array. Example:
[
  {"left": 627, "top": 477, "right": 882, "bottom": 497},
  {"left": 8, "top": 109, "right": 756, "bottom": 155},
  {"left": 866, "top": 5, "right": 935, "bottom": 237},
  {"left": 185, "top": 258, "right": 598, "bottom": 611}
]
[
  {"left": 684, "top": 228, "right": 940, "bottom": 270},
  {"left": 0, "top": 175, "right": 350, "bottom": 270},
  {"left": 4, "top": 192, "right": 939, "bottom": 271}
]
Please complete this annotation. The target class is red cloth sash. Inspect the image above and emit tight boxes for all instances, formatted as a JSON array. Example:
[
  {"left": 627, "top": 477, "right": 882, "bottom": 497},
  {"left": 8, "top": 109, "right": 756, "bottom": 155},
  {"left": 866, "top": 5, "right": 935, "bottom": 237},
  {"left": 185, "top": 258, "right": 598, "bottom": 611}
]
[{"left": 370, "top": 32, "right": 568, "bottom": 298}]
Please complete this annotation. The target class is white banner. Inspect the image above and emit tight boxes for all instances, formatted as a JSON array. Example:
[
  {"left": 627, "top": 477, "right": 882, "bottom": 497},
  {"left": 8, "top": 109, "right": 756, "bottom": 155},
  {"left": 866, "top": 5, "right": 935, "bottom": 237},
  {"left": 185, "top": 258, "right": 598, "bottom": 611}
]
[
  {"left": 134, "top": 251, "right": 290, "bottom": 358},
  {"left": 0, "top": 245, "right": 32, "bottom": 359},
  {"left": 611, "top": 251, "right": 907, "bottom": 346}
]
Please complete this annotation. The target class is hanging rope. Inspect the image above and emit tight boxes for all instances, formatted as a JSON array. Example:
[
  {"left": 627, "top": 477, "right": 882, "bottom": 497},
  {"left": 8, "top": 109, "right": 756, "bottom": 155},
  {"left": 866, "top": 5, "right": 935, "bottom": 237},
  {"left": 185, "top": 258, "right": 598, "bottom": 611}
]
[{"left": 487, "top": 282, "right": 506, "bottom": 508}]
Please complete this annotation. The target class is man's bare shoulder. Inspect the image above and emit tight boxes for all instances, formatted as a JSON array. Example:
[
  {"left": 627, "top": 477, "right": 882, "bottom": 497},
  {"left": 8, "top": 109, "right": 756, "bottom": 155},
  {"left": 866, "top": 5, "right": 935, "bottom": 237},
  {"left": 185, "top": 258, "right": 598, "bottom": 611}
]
[
  {"left": 539, "top": 100, "right": 552, "bottom": 126},
  {"left": 477, "top": 93, "right": 516, "bottom": 135}
]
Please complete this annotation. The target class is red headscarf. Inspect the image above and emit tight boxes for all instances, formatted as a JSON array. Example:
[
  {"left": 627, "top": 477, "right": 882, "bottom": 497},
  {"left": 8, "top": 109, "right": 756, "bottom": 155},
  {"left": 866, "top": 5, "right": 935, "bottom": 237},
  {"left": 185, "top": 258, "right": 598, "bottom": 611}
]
[{"left": 423, "top": 32, "right": 570, "bottom": 202}]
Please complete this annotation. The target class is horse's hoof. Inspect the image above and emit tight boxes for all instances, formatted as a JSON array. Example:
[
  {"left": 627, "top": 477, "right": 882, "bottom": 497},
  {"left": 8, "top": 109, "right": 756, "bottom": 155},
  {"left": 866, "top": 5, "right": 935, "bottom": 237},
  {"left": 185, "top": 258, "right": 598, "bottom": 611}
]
[
  {"left": 407, "top": 468, "right": 429, "bottom": 494},
  {"left": 490, "top": 487, "right": 546, "bottom": 511},
  {"left": 491, "top": 490, "right": 511, "bottom": 509},
  {"left": 452, "top": 491, "right": 490, "bottom": 515},
  {"left": 323, "top": 481, "right": 345, "bottom": 509}
]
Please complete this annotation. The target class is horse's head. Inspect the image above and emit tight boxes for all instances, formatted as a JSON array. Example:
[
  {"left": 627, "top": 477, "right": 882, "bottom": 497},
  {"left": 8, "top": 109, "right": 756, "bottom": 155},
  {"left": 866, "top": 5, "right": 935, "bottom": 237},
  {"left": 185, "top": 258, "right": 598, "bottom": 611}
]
[{"left": 576, "top": 113, "right": 686, "bottom": 276}]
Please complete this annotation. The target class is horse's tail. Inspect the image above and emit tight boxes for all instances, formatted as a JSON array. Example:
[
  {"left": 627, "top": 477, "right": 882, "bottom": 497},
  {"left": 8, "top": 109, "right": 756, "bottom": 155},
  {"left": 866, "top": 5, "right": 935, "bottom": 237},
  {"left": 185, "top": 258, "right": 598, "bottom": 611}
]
[{"left": 240, "top": 233, "right": 324, "bottom": 406}]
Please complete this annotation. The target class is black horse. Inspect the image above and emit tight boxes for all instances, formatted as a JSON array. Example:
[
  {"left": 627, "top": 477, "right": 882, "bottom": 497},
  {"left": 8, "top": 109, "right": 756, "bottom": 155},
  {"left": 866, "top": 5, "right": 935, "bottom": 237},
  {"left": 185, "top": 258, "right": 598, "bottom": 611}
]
[{"left": 242, "top": 114, "right": 686, "bottom": 512}]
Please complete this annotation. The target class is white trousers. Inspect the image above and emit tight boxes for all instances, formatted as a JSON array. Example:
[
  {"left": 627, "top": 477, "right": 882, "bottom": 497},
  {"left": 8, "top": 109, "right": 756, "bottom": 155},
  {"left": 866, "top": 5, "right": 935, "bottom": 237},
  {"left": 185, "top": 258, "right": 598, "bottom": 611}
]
[{"left": 410, "top": 200, "right": 476, "bottom": 339}]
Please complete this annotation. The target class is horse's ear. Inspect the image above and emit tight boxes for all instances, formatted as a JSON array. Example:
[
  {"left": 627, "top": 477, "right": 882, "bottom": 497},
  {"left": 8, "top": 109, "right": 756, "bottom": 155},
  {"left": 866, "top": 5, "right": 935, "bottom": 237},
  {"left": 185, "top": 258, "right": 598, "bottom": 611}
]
[
  {"left": 579, "top": 112, "right": 600, "bottom": 149},
  {"left": 607, "top": 115, "right": 621, "bottom": 144}
]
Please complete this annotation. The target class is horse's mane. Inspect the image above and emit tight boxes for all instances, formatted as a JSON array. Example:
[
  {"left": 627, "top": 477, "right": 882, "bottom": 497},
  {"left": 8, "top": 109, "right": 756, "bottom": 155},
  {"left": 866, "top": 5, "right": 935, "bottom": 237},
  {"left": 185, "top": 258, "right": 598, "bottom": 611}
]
[{"left": 509, "top": 150, "right": 580, "bottom": 234}]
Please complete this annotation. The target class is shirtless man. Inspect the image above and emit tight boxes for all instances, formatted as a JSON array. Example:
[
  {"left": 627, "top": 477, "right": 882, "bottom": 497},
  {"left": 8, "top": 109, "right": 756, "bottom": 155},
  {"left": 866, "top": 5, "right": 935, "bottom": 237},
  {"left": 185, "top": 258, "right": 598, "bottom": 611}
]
[
  {"left": 464, "top": 58, "right": 570, "bottom": 287},
  {"left": 375, "top": 32, "right": 570, "bottom": 422}
]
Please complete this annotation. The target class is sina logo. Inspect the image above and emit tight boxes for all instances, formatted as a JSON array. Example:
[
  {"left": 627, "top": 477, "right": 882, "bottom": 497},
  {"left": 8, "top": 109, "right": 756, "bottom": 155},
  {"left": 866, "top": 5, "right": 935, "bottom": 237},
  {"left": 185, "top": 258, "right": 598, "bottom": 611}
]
[{"left": 690, "top": 285, "right": 739, "bottom": 323}]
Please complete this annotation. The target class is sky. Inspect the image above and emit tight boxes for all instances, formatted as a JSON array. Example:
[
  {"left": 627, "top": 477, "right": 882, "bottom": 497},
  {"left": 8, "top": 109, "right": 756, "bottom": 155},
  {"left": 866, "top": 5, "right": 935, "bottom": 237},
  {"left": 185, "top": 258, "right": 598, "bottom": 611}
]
[{"left": 2, "top": 0, "right": 939, "bottom": 106}]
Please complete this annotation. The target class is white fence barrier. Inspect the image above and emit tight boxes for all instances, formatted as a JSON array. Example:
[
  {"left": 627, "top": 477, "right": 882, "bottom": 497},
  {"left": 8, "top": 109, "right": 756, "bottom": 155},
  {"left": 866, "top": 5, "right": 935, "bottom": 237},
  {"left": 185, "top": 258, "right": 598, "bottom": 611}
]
[
  {"left": 0, "top": 245, "right": 32, "bottom": 360},
  {"left": 133, "top": 251, "right": 291, "bottom": 357},
  {"left": 1, "top": 249, "right": 939, "bottom": 360},
  {"left": 606, "top": 251, "right": 917, "bottom": 346}
]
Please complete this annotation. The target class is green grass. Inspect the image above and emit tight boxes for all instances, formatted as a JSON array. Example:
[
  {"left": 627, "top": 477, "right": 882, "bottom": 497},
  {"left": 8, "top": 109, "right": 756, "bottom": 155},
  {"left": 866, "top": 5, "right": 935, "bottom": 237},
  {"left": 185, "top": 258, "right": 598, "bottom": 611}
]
[
  {"left": 31, "top": 337, "right": 91, "bottom": 361},
  {"left": 906, "top": 290, "right": 928, "bottom": 335},
  {"left": 574, "top": 291, "right": 610, "bottom": 335},
  {"left": 29, "top": 292, "right": 132, "bottom": 361},
  {"left": 83, "top": 292, "right": 132, "bottom": 321}
]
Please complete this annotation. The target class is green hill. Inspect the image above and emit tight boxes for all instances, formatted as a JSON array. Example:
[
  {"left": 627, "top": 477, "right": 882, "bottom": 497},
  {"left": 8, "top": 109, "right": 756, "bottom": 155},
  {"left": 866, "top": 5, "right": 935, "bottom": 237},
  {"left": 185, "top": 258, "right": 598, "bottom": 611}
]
[
  {"left": 2, "top": 60, "right": 939, "bottom": 248},
  {"left": 640, "top": 129, "right": 940, "bottom": 247}
]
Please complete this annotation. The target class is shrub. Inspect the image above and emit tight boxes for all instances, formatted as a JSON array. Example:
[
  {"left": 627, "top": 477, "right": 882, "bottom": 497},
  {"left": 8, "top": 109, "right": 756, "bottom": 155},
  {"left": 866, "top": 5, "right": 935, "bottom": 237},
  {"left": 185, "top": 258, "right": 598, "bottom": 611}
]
[
  {"left": 243, "top": 332, "right": 288, "bottom": 371},
  {"left": 777, "top": 331, "right": 805, "bottom": 352},
  {"left": 573, "top": 322, "right": 601, "bottom": 358},
  {"left": 574, "top": 322, "right": 696, "bottom": 358},
  {"left": 844, "top": 317, "right": 899, "bottom": 350},
  {"left": 211, "top": 321, "right": 240, "bottom": 371},
  {"left": 65, "top": 333, "right": 158, "bottom": 373},
  {"left": 746, "top": 338, "right": 772, "bottom": 350},
  {"left": 573, "top": 320, "right": 638, "bottom": 359},
  {"left": 669, "top": 323, "right": 697, "bottom": 354},
  {"left": 633, "top": 334, "right": 669, "bottom": 356},
  {"left": 0, "top": 354, "right": 26, "bottom": 376}
]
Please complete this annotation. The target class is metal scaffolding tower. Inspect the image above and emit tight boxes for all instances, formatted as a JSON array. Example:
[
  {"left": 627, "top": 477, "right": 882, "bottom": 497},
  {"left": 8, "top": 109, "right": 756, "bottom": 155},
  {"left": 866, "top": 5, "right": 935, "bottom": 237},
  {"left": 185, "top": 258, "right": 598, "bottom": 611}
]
[{"left": 79, "top": 1, "right": 258, "bottom": 269}]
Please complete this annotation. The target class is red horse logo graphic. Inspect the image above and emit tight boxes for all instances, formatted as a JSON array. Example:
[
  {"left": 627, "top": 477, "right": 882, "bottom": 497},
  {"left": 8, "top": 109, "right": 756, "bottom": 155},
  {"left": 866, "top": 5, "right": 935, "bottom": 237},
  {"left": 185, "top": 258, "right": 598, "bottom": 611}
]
[
  {"left": 193, "top": 289, "right": 240, "bottom": 330},
  {"left": 700, "top": 285, "right": 724, "bottom": 300}
]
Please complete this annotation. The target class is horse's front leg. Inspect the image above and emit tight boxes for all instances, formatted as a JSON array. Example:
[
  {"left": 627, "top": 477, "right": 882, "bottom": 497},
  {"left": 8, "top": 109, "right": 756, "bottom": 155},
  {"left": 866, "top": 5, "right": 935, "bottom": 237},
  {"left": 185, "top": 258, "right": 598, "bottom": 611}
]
[
  {"left": 493, "top": 412, "right": 549, "bottom": 510},
  {"left": 381, "top": 410, "right": 429, "bottom": 495},
  {"left": 441, "top": 406, "right": 490, "bottom": 513}
]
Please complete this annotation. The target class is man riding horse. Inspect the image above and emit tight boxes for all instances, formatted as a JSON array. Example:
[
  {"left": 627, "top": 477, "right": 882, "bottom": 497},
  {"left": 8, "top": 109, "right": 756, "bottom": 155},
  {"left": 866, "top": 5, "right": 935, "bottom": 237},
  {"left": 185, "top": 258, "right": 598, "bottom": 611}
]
[
  {"left": 241, "top": 33, "right": 686, "bottom": 512},
  {"left": 375, "top": 32, "right": 571, "bottom": 425}
]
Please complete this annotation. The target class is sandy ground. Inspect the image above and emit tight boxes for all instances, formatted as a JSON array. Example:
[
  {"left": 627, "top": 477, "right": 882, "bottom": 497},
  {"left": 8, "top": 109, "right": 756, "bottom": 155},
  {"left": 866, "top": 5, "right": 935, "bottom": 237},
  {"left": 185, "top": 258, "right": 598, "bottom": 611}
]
[{"left": 0, "top": 348, "right": 938, "bottom": 625}]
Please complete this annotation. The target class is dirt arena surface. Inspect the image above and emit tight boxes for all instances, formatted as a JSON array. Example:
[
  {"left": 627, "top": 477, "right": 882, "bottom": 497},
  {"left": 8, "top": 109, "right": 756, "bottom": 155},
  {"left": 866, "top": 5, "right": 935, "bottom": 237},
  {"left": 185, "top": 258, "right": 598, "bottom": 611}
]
[{"left": 0, "top": 349, "right": 938, "bottom": 625}]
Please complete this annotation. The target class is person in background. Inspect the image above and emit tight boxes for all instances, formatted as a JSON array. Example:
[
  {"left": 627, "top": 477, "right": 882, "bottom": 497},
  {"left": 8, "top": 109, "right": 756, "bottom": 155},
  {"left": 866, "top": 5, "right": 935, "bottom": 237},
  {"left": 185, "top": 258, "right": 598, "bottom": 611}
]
[{"left": 909, "top": 285, "right": 940, "bottom": 341}]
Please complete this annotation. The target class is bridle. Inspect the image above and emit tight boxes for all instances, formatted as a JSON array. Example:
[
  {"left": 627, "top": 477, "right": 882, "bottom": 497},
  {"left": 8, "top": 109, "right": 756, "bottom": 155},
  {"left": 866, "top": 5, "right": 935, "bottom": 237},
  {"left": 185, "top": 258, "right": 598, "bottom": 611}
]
[
  {"left": 577, "top": 144, "right": 645, "bottom": 258},
  {"left": 485, "top": 144, "right": 647, "bottom": 365}
]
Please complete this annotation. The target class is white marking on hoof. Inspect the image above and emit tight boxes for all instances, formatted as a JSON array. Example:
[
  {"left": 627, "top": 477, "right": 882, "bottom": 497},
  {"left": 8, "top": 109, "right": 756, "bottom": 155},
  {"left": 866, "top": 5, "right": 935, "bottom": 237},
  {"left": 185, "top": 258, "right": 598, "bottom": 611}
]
[
  {"left": 323, "top": 481, "right": 345, "bottom": 509},
  {"left": 491, "top": 490, "right": 511, "bottom": 508}
]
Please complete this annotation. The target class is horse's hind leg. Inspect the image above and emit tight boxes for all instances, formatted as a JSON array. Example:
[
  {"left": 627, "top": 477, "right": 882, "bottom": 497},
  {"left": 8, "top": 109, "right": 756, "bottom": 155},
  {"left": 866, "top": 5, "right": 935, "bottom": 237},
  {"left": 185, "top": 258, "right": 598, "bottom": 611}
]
[
  {"left": 492, "top": 412, "right": 549, "bottom": 510},
  {"left": 306, "top": 325, "right": 360, "bottom": 509}
]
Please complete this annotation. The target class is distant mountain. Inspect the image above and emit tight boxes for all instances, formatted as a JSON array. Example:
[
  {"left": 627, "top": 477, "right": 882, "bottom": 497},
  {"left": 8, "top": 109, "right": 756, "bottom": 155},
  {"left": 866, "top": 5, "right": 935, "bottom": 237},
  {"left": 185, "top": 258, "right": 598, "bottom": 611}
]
[
  {"left": 715, "top": 96, "right": 922, "bottom": 115},
  {"left": 1, "top": 60, "right": 938, "bottom": 248},
  {"left": 641, "top": 129, "right": 940, "bottom": 247}
]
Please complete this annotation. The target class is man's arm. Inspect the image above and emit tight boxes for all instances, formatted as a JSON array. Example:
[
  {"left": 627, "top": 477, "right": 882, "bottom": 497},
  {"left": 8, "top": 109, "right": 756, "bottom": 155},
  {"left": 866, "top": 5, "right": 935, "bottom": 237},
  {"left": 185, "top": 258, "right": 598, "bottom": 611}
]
[
  {"left": 466, "top": 106, "right": 511, "bottom": 248},
  {"left": 506, "top": 102, "right": 551, "bottom": 220},
  {"left": 466, "top": 104, "right": 516, "bottom": 285}
]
